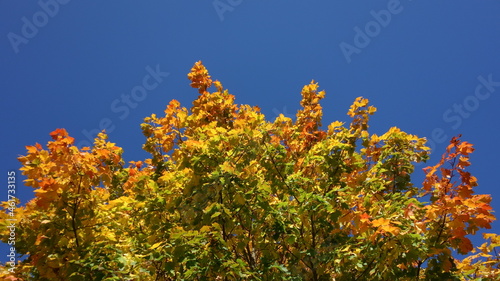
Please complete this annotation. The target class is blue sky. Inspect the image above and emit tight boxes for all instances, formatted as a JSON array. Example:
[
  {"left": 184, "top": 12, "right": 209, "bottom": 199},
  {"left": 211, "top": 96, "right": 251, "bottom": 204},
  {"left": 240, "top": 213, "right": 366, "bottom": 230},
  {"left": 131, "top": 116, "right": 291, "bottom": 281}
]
[{"left": 1, "top": 1, "right": 499, "bottom": 262}]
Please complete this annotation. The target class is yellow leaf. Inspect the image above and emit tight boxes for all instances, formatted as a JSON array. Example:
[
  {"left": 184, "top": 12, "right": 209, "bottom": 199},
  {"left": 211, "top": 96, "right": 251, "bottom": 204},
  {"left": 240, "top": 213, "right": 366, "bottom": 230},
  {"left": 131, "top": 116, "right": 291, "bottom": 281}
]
[
  {"left": 150, "top": 242, "right": 163, "bottom": 250},
  {"left": 372, "top": 218, "right": 390, "bottom": 227},
  {"left": 200, "top": 225, "right": 211, "bottom": 233},
  {"left": 235, "top": 193, "right": 245, "bottom": 205}
]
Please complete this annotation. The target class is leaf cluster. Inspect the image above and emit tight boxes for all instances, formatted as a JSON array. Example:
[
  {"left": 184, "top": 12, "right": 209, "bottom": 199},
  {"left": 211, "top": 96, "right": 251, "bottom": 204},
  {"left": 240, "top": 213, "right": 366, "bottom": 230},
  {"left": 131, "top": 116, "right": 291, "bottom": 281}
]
[{"left": 1, "top": 62, "right": 498, "bottom": 280}]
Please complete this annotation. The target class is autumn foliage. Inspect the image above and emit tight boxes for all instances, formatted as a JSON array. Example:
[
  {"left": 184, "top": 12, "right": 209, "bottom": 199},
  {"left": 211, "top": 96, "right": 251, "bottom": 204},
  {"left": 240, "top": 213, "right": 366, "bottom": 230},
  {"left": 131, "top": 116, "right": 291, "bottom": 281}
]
[{"left": 1, "top": 61, "right": 499, "bottom": 280}]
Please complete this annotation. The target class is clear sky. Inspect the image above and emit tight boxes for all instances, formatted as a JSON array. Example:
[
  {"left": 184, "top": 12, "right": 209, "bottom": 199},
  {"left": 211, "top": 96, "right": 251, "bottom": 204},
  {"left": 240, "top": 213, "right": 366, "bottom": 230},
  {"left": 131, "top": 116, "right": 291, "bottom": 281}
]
[{"left": 1, "top": 1, "right": 499, "bottom": 262}]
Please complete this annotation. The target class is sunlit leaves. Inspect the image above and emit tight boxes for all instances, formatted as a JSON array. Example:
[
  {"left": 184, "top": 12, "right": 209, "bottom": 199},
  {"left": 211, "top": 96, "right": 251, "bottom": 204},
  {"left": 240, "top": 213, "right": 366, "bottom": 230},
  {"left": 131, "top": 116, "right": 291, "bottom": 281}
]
[
  {"left": 0, "top": 62, "right": 497, "bottom": 280},
  {"left": 421, "top": 136, "right": 495, "bottom": 261}
]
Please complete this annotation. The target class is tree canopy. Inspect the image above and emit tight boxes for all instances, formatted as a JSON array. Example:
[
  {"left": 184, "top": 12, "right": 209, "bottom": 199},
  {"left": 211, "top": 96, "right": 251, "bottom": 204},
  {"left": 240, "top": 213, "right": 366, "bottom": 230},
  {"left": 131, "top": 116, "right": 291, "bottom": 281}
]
[{"left": 1, "top": 61, "right": 499, "bottom": 280}]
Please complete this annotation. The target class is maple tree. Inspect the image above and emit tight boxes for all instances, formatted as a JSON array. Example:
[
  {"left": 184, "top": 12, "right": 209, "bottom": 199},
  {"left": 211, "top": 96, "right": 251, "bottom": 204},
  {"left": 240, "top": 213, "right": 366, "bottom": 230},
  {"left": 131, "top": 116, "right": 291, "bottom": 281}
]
[{"left": 1, "top": 61, "right": 499, "bottom": 280}]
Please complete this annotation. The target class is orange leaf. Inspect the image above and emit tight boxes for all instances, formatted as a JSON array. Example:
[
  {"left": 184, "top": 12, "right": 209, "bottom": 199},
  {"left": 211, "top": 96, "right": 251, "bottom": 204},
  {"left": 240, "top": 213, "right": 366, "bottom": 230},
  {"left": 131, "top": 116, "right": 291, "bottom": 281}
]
[{"left": 49, "top": 128, "right": 68, "bottom": 140}]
